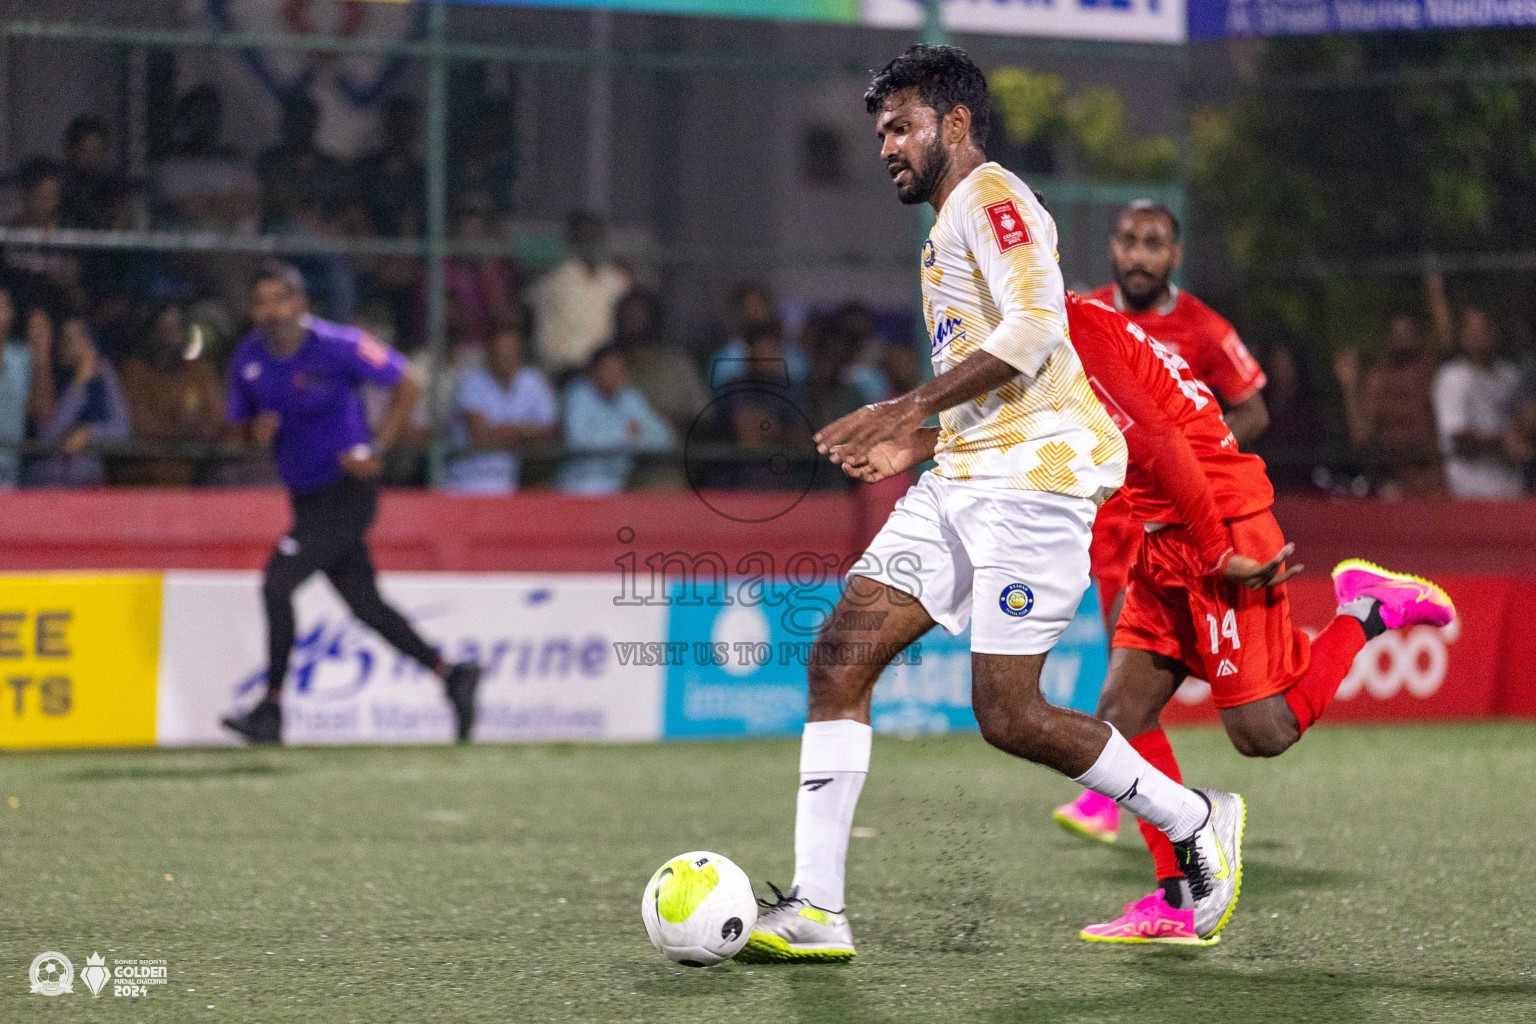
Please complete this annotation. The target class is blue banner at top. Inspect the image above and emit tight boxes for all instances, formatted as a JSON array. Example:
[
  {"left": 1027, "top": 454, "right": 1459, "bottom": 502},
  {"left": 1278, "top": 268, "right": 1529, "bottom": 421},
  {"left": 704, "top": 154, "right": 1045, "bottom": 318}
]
[{"left": 1189, "top": 0, "right": 1536, "bottom": 37}]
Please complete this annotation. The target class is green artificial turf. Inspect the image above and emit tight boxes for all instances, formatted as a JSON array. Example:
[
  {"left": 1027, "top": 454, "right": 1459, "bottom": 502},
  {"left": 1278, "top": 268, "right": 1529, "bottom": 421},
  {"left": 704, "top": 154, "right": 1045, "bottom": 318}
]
[{"left": 3, "top": 724, "right": 1534, "bottom": 1023}]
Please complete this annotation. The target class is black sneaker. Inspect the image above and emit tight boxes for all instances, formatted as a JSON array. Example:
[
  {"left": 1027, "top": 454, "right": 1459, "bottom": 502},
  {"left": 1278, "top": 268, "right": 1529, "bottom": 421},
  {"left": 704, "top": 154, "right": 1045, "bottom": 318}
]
[
  {"left": 443, "top": 663, "right": 482, "bottom": 743},
  {"left": 222, "top": 698, "right": 282, "bottom": 744}
]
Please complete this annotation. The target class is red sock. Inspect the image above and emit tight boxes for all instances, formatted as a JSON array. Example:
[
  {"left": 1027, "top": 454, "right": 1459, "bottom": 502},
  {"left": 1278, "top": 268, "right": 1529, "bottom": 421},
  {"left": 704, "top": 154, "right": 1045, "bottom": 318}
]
[
  {"left": 1128, "top": 728, "right": 1183, "bottom": 881},
  {"left": 1283, "top": 615, "right": 1368, "bottom": 735}
]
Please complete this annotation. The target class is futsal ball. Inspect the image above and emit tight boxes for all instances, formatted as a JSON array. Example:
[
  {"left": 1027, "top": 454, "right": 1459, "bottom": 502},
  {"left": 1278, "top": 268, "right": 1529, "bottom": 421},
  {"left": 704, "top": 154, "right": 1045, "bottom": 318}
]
[{"left": 641, "top": 851, "right": 758, "bottom": 967}]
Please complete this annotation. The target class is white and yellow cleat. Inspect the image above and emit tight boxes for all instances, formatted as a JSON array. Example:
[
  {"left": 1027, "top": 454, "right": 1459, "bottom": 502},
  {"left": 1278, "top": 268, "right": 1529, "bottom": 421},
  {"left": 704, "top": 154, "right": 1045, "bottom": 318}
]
[
  {"left": 1172, "top": 788, "right": 1246, "bottom": 942},
  {"left": 735, "top": 883, "right": 856, "bottom": 964}
]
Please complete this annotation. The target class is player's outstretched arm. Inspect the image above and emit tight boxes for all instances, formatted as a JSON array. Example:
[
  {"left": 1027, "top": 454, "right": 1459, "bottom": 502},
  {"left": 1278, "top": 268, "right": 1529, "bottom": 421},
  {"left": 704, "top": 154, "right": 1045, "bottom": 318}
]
[
  {"left": 814, "top": 351, "right": 1016, "bottom": 462},
  {"left": 830, "top": 426, "right": 940, "bottom": 483}
]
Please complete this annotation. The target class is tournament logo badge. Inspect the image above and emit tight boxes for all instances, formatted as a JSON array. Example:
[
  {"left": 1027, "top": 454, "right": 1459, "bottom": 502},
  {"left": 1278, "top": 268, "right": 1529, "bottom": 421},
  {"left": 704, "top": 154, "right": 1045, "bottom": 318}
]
[
  {"left": 984, "top": 200, "right": 1032, "bottom": 252},
  {"left": 921, "top": 239, "right": 937, "bottom": 268},
  {"left": 999, "top": 583, "right": 1035, "bottom": 617},
  {"left": 81, "top": 953, "right": 110, "bottom": 997},
  {"left": 29, "top": 951, "right": 73, "bottom": 996}
]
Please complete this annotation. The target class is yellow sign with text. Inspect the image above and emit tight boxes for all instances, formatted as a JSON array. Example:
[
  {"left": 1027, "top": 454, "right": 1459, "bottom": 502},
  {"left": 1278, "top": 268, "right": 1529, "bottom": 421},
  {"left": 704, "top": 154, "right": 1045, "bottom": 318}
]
[{"left": 0, "top": 574, "right": 161, "bottom": 749}]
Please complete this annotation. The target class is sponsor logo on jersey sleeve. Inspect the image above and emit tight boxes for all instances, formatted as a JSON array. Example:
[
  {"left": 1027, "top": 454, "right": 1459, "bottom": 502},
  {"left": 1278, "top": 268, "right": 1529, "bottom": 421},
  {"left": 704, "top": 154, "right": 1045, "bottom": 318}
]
[
  {"left": 356, "top": 332, "right": 392, "bottom": 369},
  {"left": 1220, "top": 330, "right": 1262, "bottom": 379},
  {"left": 1086, "top": 377, "right": 1135, "bottom": 433},
  {"left": 984, "top": 200, "right": 1032, "bottom": 253}
]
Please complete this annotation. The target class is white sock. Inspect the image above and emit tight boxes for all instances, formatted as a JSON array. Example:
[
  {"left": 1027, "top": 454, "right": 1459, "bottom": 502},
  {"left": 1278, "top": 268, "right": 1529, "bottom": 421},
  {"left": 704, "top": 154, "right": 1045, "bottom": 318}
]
[
  {"left": 1073, "top": 725, "right": 1208, "bottom": 842},
  {"left": 790, "top": 719, "right": 872, "bottom": 913}
]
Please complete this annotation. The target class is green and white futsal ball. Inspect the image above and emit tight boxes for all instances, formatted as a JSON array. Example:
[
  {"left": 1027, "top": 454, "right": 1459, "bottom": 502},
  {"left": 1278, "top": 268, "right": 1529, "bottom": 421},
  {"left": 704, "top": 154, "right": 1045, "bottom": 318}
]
[{"left": 642, "top": 851, "right": 757, "bottom": 966}]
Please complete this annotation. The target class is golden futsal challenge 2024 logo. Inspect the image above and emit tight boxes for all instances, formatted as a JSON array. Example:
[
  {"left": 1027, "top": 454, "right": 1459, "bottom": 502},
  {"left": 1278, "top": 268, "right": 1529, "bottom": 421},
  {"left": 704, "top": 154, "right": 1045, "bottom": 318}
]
[{"left": 29, "top": 950, "right": 169, "bottom": 998}]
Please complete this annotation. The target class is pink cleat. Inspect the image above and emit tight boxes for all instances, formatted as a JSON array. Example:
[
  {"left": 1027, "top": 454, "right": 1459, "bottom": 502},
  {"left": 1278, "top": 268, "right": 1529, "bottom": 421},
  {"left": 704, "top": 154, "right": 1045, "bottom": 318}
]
[
  {"left": 1080, "top": 889, "right": 1216, "bottom": 946},
  {"left": 1332, "top": 559, "right": 1456, "bottom": 630},
  {"left": 1052, "top": 790, "right": 1120, "bottom": 844}
]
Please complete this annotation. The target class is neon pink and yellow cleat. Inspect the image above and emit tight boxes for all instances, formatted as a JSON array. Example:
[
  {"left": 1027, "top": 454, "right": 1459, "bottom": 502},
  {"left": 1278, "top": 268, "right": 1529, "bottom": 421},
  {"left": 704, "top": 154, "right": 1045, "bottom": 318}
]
[
  {"left": 1053, "top": 790, "right": 1120, "bottom": 844},
  {"left": 1332, "top": 559, "right": 1456, "bottom": 630},
  {"left": 1081, "top": 889, "right": 1217, "bottom": 946}
]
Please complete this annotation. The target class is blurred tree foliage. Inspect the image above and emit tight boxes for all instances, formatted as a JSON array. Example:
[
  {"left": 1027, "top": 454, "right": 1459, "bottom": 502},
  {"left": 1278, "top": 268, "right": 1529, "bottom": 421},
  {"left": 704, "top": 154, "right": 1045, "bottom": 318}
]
[
  {"left": 1190, "top": 29, "right": 1536, "bottom": 358},
  {"left": 988, "top": 67, "right": 1178, "bottom": 182}
]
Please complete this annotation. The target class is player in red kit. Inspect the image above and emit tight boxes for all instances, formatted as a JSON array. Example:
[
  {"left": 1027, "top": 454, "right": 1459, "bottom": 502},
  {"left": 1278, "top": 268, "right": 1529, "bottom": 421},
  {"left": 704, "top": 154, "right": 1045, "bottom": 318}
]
[
  {"left": 1057, "top": 200, "right": 1272, "bottom": 844},
  {"left": 1060, "top": 294, "right": 1454, "bottom": 943}
]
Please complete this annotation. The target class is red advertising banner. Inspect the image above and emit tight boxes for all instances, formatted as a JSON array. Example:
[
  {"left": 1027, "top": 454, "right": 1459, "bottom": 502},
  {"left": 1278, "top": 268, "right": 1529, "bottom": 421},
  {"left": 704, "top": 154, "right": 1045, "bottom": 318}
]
[{"left": 1160, "top": 577, "right": 1535, "bottom": 724}]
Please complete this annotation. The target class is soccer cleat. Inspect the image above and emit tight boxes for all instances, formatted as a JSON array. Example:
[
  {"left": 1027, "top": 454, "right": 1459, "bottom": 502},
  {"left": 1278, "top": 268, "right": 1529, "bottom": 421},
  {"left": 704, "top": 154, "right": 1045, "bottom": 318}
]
[
  {"left": 734, "top": 883, "right": 856, "bottom": 964},
  {"left": 1053, "top": 790, "right": 1120, "bottom": 844},
  {"left": 1332, "top": 559, "right": 1456, "bottom": 630},
  {"left": 1080, "top": 889, "right": 1217, "bottom": 946},
  {"left": 1171, "top": 789, "right": 1245, "bottom": 941},
  {"left": 222, "top": 698, "right": 282, "bottom": 745},
  {"left": 443, "top": 662, "right": 483, "bottom": 743}
]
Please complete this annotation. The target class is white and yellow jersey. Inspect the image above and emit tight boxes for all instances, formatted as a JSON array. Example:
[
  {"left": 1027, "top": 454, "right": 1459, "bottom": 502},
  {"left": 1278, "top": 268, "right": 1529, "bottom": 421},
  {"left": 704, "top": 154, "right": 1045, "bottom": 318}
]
[{"left": 922, "top": 162, "right": 1126, "bottom": 499}]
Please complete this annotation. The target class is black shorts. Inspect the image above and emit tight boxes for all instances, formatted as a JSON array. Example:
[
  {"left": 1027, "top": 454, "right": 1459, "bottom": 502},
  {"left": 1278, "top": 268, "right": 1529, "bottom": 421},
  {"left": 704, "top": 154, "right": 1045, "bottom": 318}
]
[{"left": 283, "top": 476, "right": 379, "bottom": 567}]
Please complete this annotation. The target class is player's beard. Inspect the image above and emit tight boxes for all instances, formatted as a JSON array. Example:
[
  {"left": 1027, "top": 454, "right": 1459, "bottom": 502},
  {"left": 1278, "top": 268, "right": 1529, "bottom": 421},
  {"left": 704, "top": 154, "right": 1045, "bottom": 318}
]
[
  {"left": 1115, "top": 266, "right": 1170, "bottom": 311},
  {"left": 895, "top": 135, "right": 950, "bottom": 206}
]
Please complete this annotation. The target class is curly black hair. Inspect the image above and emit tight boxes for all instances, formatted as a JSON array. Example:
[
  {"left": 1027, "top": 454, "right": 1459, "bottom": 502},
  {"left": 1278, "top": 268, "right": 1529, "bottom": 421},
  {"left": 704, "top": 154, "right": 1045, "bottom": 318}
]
[{"left": 864, "top": 44, "right": 990, "bottom": 147}]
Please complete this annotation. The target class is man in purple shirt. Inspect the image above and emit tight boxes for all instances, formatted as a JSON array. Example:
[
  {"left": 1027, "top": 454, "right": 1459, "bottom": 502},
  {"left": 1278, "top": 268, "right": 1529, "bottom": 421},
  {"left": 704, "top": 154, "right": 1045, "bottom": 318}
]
[{"left": 220, "top": 262, "right": 481, "bottom": 744}]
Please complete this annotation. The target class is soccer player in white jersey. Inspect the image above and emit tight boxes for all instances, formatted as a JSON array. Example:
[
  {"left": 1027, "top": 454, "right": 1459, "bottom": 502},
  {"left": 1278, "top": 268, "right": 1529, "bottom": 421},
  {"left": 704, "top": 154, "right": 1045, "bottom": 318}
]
[{"left": 738, "top": 46, "right": 1247, "bottom": 963}]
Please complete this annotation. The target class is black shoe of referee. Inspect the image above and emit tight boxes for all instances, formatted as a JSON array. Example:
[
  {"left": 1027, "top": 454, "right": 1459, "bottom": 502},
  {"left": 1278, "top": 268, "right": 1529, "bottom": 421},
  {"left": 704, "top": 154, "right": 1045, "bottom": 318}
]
[
  {"left": 444, "top": 663, "right": 482, "bottom": 743},
  {"left": 222, "top": 698, "right": 282, "bottom": 745}
]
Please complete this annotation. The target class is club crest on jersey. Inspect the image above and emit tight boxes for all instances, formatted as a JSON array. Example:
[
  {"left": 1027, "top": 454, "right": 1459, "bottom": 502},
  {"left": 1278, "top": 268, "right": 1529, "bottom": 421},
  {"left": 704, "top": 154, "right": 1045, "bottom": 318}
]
[
  {"left": 985, "top": 200, "right": 1032, "bottom": 252},
  {"left": 921, "top": 239, "right": 937, "bottom": 268},
  {"left": 999, "top": 583, "right": 1035, "bottom": 617},
  {"left": 931, "top": 313, "right": 965, "bottom": 358}
]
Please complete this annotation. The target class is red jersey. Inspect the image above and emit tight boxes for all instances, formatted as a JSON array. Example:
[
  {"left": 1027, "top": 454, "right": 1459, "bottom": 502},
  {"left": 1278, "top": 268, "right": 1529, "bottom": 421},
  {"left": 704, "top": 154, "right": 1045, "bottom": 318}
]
[
  {"left": 1066, "top": 293, "right": 1274, "bottom": 571},
  {"left": 1086, "top": 284, "right": 1266, "bottom": 405}
]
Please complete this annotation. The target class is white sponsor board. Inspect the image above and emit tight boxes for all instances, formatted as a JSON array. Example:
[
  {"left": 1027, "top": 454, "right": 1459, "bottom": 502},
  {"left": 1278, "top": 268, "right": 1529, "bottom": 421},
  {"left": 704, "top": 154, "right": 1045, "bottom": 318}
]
[
  {"left": 158, "top": 572, "right": 665, "bottom": 745},
  {"left": 861, "top": 0, "right": 1188, "bottom": 44}
]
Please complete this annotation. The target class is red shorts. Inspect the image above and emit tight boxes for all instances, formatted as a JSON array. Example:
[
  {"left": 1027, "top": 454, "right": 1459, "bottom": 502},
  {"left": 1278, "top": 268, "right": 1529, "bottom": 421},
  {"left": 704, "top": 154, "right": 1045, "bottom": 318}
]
[
  {"left": 1112, "top": 509, "right": 1312, "bottom": 708},
  {"left": 1089, "top": 493, "right": 1142, "bottom": 622}
]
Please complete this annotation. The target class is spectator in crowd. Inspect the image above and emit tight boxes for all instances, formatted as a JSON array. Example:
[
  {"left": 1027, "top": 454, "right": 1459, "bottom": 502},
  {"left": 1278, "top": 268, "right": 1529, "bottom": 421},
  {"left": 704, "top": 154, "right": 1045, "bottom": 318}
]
[
  {"left": 155, "top": 84, "right": 260, "bottom": 232},
  {"left": 256, "top": 91, "right": 351, "bottom": 230},
  {"left": 3, "top": 158, "right": 87, "bottom": 319},
  {"left": 257, "top": 93, "right": 358, "bottom": 323},
  {"left": 1433, "top": 307, "right": 1525, "bottom": 498},
  {"left": 0, "top": 286, "right": 54, "bottom": 488},
  {"left": 881, "top": 340, "right": 923, "bottom": 397},
  {"left": 614, "top": 289, "right": 708, "bottom": 438},
  {"left": 446, "top": 324, "right": 557, "bottom": 494},
  {"left": 1334, "top": 313, "right": 1444, "bottom": 496},
  {"left": 25, "top": 316, "right": 129, "bottom": 487},
  {"left": 828, "top": 302, "right": 893, "bottom": 404},
  {"left": 804, "top": 313, "right": 867, "bottom": 429},
  {"left": 353, "top": 95, "right": 425, "bottom": 237},
  {"left": 116, "top": 303, "right": 226, "bottom": 486},
  {"left": 1247, "top": 338, "right": 1324, "bottom": 492},
  {"left": 452, "top": 99, "right": 516, "bottom": 217},
  {"left": 557, "top": 343, "right": 673, "bottom": 495},
  {"left": 60, "top": 115, "right": 123, "bottom": 230},
  {"left": 713, "top": 282, "right": 808, "bottom": 386},
  {"left": 526, "top": 212, "right": 629, "bottom": 377},
  {"left": 722, "top": 319, "right": 816, "bottom": 490},
  {"left": 434, "top": 200, "right": 519, "bottom": 352}
]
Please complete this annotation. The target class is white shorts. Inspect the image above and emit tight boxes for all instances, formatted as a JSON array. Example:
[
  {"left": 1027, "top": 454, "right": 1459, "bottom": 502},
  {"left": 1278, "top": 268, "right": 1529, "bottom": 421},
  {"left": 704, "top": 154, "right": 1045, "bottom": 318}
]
[{"left": 850, "top": 472, "right": 1096, "bottom": 656}]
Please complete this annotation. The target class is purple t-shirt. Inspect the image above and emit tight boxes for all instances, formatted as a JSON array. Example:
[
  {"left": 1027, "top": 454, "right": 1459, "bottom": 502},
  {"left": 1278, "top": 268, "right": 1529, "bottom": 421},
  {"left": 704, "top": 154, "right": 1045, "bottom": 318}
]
[{"left": 226, "top": 316, "right": 406, "bottom": 494}]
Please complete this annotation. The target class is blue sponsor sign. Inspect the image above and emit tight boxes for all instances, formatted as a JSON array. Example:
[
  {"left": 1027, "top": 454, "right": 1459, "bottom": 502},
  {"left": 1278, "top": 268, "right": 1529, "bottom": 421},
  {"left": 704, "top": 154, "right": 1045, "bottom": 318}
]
[
  {"left": 1187, "top": 0, "right": 1536, "bottom": 38},
  {"left": 661, "top": 581, "right": 1107, "bottom": 739}
]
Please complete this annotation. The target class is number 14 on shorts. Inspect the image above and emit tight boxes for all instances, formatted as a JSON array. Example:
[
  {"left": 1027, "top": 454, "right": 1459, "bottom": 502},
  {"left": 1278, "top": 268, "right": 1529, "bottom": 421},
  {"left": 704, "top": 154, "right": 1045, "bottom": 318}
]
[{"left": 1206, "top": 610, "right": 1241, "bottom": 654}]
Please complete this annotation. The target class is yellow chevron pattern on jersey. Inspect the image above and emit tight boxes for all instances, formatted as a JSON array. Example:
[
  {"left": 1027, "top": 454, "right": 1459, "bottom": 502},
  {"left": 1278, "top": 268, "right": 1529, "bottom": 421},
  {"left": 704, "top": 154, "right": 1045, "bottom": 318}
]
[{"left": 922, "top": 162, "right": 1126, "bottom": 498}]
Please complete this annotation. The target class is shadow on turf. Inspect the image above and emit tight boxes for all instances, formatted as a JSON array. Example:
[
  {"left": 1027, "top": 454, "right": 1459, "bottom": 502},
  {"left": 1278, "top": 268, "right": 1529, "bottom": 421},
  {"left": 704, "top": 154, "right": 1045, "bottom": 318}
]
[
  {"left": 977, "top": 959, "right": 1536, "bottom": 1024},
  {"left": 635, "top": 965, "right": 892, "bottom": 1024},
  {"left": 62, "top": 762, "right": 296, "bottom": 783}
]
